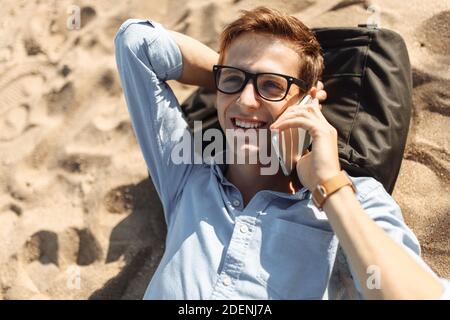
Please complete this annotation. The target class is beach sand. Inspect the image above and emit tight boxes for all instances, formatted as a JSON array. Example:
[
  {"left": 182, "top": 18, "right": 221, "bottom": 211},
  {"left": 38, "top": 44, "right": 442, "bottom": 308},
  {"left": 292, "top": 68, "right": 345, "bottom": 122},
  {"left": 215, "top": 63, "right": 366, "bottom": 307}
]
[{"left": 0, "top": 0, "right": 448, "bottom": 299}]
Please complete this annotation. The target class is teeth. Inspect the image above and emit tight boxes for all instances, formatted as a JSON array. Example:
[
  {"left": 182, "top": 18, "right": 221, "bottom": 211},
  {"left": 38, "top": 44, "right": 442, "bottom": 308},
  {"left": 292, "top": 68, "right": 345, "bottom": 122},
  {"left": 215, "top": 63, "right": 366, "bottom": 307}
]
[{"left": 235, "top": 119, "right": 265, "bottom": 129}]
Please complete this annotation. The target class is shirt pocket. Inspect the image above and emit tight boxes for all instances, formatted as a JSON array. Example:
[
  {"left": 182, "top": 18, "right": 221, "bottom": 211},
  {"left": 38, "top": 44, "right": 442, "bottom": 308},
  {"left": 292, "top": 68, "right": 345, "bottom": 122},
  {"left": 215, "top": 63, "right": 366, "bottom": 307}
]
[{"left": 258, "top": 218, "right": 336, "bottom": 299}]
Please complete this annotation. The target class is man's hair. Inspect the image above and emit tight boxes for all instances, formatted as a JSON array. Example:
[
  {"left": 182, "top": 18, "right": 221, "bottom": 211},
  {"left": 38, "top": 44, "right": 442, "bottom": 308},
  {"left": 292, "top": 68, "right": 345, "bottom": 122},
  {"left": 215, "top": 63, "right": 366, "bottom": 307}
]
[{"left": 218, "top": 6, "right": 324, "bottom": 91}]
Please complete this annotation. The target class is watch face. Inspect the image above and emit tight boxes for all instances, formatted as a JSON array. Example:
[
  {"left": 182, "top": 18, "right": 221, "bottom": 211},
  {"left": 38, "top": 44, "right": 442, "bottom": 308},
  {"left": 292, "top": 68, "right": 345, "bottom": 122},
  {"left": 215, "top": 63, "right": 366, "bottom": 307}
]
[{"left": 317, "top": 184, "right": 327, "bottom": 197}]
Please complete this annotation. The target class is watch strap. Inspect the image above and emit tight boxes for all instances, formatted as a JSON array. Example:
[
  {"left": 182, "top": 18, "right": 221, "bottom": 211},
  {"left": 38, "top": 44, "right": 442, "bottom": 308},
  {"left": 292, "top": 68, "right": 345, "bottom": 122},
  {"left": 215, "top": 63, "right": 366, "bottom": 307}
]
[{"left": 312, "top": 171, "right": 356, "bottom": 209}]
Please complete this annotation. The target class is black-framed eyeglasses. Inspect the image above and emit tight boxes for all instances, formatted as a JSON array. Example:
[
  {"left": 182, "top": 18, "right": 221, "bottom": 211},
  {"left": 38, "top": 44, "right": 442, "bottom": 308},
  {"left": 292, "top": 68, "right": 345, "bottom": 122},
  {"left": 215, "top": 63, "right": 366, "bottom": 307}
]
[{"left": 213, "top": 64, "right": 308, "bottom": 102}]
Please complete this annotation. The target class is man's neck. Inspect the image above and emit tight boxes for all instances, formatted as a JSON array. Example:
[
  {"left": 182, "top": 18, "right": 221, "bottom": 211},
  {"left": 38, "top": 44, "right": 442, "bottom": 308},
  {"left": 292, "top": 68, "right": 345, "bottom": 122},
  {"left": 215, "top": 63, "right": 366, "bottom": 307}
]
[{"left": 225, "top": 163, "right": 300, "bottom": 206}]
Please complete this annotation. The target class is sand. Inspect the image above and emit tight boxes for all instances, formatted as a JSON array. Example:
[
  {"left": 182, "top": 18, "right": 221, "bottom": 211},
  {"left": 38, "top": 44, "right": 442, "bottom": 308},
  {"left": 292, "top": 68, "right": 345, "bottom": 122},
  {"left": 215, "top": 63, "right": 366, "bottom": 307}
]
[{"left": 0, "top": 0, "right": 448, "bottom": 299}]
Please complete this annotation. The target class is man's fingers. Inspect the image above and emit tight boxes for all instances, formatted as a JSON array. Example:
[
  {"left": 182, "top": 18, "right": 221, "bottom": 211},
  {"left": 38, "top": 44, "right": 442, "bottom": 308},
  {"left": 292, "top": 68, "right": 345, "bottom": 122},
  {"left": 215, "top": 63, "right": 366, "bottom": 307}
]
[
  {"left": 316, "top": 81, "right": 324, "bottom": 90},
  {"left": 316, "top": 90, "right": 327, "bottom": 102},
  {"left": 271, "top": 105, "right": 319, "bottom": 129},
  {"left": 314, "top": 81, "right": 327, "bottom": 102},
  {"left": 307, "top": 104, "right": 323, "bottom": 112},
  {"left": 270, "top": 117, "right": 315, "bottom": 132}
]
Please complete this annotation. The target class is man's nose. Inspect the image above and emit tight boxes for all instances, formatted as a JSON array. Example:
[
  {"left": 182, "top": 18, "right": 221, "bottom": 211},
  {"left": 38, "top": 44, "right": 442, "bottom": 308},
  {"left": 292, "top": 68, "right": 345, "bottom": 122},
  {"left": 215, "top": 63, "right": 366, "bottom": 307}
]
[{"left": 237, "top": 81, "right": 260, "bottom": 110}]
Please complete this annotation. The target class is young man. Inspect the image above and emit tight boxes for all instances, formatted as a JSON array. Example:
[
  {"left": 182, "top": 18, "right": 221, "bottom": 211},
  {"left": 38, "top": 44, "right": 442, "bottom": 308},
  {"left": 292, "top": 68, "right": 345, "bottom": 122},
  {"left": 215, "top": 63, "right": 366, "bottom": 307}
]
[{"left": 115, "top": 7, "right": 449, "bottom": 299}]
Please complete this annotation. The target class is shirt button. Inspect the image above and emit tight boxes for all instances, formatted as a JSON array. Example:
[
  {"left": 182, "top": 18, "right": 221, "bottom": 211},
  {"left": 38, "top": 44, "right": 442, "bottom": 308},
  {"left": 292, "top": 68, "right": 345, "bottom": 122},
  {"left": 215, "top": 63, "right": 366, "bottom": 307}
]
[
  {"left": 223, "top": 276, "right": 232, "bottom": 286},
  {"left": 240, "top": 224, "right": 249, "bottom": 234},
  {"left": 232, "top": 199, "right": 241, "bottom": 207}
]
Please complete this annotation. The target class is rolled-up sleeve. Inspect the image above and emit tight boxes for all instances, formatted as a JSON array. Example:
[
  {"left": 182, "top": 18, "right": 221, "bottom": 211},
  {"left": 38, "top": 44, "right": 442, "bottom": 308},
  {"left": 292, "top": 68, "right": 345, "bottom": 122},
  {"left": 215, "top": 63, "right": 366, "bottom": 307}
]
[{"left": 114, "top": 19, "right": 194, "bottom": 226}]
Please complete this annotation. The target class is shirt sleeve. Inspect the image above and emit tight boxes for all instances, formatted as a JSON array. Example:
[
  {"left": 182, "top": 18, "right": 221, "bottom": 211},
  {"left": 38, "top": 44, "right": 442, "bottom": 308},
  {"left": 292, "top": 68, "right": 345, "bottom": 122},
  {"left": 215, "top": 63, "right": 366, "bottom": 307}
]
[
  {"left": 346, "top": 177, "right": 449, "bottom": 299},
  {"left": 114, "top": 19, "right": 195, "bottom": 226}
]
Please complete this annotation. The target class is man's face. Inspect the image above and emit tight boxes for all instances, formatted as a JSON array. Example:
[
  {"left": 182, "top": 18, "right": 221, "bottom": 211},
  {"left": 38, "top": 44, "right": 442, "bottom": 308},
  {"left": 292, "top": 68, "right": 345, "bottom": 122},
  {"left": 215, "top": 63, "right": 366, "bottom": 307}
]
[{"left": 216, "top": 32, "right": 302, "bottom": 157}]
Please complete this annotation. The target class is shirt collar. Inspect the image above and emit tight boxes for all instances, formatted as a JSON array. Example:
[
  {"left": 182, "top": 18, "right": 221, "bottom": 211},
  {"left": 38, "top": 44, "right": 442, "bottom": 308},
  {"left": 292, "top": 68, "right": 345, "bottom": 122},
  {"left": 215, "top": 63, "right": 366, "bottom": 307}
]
[{"left": 209, "top": 155, "right": 311, "bottom": 201}]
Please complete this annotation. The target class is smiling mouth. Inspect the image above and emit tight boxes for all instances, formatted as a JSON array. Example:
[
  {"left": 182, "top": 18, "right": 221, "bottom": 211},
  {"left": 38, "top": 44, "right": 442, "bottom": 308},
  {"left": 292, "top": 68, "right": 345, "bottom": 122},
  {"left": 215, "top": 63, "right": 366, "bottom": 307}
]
[{"left": 231, "top": 117, "right": 268, "bottom": 130}]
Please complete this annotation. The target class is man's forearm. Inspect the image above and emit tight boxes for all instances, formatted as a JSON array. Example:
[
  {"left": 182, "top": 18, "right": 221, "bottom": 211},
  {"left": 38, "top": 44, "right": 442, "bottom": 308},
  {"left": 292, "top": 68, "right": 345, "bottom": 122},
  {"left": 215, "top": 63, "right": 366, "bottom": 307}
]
[
  {"left": 168, "top": 31, "right": 218, "bottom": 91},
  {"left": 322, "top": 186, "right": 443, "bottom": 299}
]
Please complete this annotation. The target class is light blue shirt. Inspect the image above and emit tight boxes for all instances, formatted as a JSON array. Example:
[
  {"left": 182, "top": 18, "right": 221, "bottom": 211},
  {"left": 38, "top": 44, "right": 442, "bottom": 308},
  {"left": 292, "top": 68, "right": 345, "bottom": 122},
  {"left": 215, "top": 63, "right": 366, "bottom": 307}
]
[{"left": 114, "top": 19, "right": 450, "bottom": 300}]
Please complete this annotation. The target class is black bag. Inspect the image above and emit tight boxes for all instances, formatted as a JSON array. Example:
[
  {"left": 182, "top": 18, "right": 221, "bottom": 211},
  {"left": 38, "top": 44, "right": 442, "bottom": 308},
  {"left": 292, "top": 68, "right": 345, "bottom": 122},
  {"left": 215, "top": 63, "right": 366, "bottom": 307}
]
[{"left": 180, "top": 25, "right": 412, "bottom": 194}]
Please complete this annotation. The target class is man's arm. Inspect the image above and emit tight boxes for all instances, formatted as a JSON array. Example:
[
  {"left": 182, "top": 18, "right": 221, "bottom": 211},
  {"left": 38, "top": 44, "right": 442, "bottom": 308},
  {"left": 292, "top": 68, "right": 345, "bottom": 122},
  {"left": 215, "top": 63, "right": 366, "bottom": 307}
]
[
  {"left": 168, "top": 31, "right": 218, "bottom": 91},
  {"left": 114, "top": 19, "right": 200, "bottom": 225},
  {"left": 323, "top": 185, "right": 444, "bottom": 299},
  {"left": 272, "top": 94, "right": 446, "bottom": 299}
]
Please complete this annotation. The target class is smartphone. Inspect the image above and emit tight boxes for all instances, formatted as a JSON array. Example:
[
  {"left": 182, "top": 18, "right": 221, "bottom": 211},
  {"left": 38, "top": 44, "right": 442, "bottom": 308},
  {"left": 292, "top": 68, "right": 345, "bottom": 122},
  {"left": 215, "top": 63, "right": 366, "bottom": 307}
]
[{"left": 271, "top": 95, "right": 313, "bottom": 176}]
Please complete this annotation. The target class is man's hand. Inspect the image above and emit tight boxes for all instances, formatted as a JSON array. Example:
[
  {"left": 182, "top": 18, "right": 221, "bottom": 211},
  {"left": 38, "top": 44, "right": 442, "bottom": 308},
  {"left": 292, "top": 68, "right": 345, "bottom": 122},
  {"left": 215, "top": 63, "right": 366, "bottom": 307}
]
[
  {"left": 311, "top": 80, "right": 327, "bottom": 102},
  {"left": 270, "top": 81, "right": 340, "bottom": 191}
]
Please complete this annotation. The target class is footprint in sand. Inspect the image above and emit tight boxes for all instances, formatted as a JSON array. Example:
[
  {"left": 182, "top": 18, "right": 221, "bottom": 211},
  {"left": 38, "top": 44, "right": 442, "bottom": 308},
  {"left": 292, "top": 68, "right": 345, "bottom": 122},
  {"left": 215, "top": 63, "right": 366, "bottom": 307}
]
[
  {"left": 1, "top": 202, "right": 23, "bottom": 216},
  {"left": 45, "top": 81, "right": 76, "bottom": 116},
  {"left": 171, "top": 1, "right": 222, "bottom": 48},
  {"left": 98, "top": 68, "right": 121, "bottom": 96},
  {"left": 23, "top": 36, "right": 44, "bottom": 56},
  {"left": 409, "top": 78, "right": 450, "bottom": 184},
  {"left": 70, "top": 119, "right": 133, "bottom": 150},
  {"left": 80, "top": 6, "right": 97, "bottom": 28},
  {"left": 416, "top": 10, "right": 450, "bottom": 56},
  {"left": 11, "top": 227, "right": 103, "bottom": 297},
  {"left": 57, "top": 153, "right": 111, "bottom": 174},
  {"left": 21, "top": 227, "right": 102, "bottom": 268},
  {"left": 328, "top": 0, "right": 367, "bottom": 12},
  {"left": 22, "top": 230, "right": 58, "bottom": 265},
  {"left": 0, "top": 69, "right": 45, "bottom": 141}
]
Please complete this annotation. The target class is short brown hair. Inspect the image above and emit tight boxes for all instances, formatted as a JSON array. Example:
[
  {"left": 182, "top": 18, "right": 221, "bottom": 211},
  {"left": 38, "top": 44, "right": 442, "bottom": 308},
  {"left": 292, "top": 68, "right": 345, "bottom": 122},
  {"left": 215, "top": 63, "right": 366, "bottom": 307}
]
[{"left": 218, "top": 6, "right": 323, "bottom": 91}]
